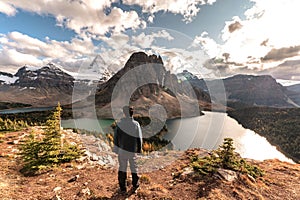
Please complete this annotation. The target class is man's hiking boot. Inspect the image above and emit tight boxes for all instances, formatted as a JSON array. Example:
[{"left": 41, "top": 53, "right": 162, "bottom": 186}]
[
  {"left": 132, "top": 184, "right": 139, "bottom": 191},
  {"left": 119, "top": 188, "right": 127, "bottom": 195}
]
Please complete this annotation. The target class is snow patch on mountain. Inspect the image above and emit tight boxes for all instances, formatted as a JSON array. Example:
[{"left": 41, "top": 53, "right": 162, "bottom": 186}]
[
  {"left": 0, "top": 74, "right": 18, "bottom": 84},
  {"left": 23, "top": 65, "right": 39, "bottom": 71},
  {"left": 276, "top": 79, "right": 300, "bottom": 86}
]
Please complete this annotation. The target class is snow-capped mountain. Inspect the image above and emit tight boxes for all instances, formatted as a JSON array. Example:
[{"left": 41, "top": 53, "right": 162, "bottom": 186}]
[
  {"left": 70, "top": 55, "right": 114, "bottom": 82},
  {"left": 0, "top": 63, "right": 104, "bottom": 108},
  {"left": 14, "top": 63, "right": 74, "bottom": 90},
  {"left": 0, "top": 71, "right": 18, "bottom": 84}
]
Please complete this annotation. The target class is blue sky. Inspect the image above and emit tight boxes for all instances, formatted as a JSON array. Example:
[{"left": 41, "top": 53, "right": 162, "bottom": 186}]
[
  {"left": 0, "top": 0, "right": 300, "bottom": 82},
  {"left": 0, "top": 11, "right": 76, "bottom": 41}
]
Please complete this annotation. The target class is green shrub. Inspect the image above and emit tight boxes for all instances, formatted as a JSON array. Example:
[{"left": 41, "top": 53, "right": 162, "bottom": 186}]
[
  {"left": 191, "top": 138, "right": 264, "bottom": 178},
  {"left": 19, "top": 103, "right": 83, "bottom": 173}
]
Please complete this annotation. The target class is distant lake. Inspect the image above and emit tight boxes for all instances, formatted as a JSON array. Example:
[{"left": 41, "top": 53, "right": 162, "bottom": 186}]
[
  {"left": 0, "top": 107, "right": 53, "bottom": 114},
  {"left": 61, "top": 112, "right": 294, "bottom": 163},
  {"left": 62, "top": 118, "right": 114, "bottom": 133}
]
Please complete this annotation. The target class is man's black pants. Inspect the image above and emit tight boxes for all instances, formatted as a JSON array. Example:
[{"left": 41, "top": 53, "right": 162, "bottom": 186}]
[{"left": 117, "top": 151, "right": 139, "bottom": 191}]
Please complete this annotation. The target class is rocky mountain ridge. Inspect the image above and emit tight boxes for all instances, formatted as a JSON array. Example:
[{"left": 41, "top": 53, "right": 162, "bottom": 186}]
[
  {"left": 14, "top": 63, "right": 74, "bottom": 92},
  {"left": 178, "top": 70, "right": 299, "bottom": 108},
  {"left": 223, "top": 74, "right": 295, "bottom": 107}
]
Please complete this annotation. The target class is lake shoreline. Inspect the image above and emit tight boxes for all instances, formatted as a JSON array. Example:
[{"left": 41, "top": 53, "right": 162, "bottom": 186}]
[
  {"left": 62, "top": 111, "right": 294, "bottom": 163},
  {"left": 0, "top": 107, "right": 295, "bottom": 163}
]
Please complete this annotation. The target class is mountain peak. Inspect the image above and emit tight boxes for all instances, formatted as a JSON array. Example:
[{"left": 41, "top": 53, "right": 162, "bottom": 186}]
[
  {"left": 44, "top": 62, "right": 57, "bottom": 69},
  {"left": 177, "top": 69, "right": 199, "bottom": 81},
  {"left": 124, "top": 52, "right": 163, "bottom": 70}
]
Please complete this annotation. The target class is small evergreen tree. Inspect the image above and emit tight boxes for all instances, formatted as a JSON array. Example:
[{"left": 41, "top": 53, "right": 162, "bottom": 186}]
[
  {"left": 19, "top": 102, "right": 83, "bottom": 173},
  {"left": 41, "top": 102, "right": 63, "bottom": 165},
  {"left": 216, "top": 138, "right": 239, "bottom": 170}
]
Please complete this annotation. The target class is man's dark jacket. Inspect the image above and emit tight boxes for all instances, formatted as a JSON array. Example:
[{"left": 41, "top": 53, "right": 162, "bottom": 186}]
[{"left": 113, "top": 117, "right": 143, "bottom": 153}]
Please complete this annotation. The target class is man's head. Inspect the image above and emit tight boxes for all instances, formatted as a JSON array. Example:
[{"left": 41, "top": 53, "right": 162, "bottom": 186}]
[{"left": 123, "top": 106, "right": 133, "bottom": 117}]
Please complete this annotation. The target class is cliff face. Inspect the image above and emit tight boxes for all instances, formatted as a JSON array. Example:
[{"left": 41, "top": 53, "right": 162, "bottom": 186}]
[{"left": 94, "top": 52, "right": 211, "bottom": 118}]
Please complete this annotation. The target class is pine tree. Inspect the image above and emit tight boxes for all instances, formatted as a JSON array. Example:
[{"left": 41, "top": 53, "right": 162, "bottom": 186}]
[
  {"left": 41, "top": 102, "right": 63, "bottom": 165},
  {"left": 216, "top": 138, "right": 239, "bottom": 170},
  {"left": 19, "top": 102, "right": 83, "bottom": 173}
]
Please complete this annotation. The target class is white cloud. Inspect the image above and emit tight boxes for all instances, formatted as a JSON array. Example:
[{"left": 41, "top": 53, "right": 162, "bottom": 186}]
[
  {"left": 0, "top": 31, "right": 96, "bottom": 72},
  {"left": 192, "top": 32, "right": 221, "bottom": 58},
  {"left": 0, "top": 1, "right": 16, "bottom": 16},
  {"left": 156, "top": 47, "right": 212, "bottom": 77},
  {"left": 0, "top": 47, "right": 43, "bottom": 67},
  {"left": 123, "top": 0, "right": 217, "bottom": 23},
  {"left": 1, "top": 0, "right": 145, "bottom": 37},
  {"left": 132, "top": 30, "right": 174, "bottom": 48},
  {"left": 101, "top": 33, "right": 130, "bottom": 50}
]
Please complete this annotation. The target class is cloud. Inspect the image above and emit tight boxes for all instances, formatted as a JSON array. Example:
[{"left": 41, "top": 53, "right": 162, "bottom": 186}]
[
  {"left": 3, "top": 31, "right": 95, "bottom": 57},
  {"left": 262, "top": 46, "right": 300, "bottom": 62},
  {"left": 1, "top": 0, "right": 145, "bottom": 37},
  {"left": 0, "top": 29, "right": 180, "bottom": 75},
  {"left": 86, "top": 29, "right": 217, "bottom": 79},
  {"left": 0, "top": 1, "right": 16, "bottom": 16},
  {"left": 0, "top": 31, "right": 96, "bottom": 72},
  {"left": 0, "top": 47, "right": 43, "bottom": 70},
  {"left": 132, "top": 30, "right": 174, "bottom": 48},
  {"left": 101, "top": 33, "right": 130, "bottom": 50},
  {"left": 123, "top": 0, "right": 217, "bottom": 23},
  {"left": 228, "top": 21, "right": 242, "bottom": 33},
  {"left": 192, "top": 32, "right": 221, "bottom": 58},
  {"left": 259, "top": 59, "right": 300, "bottom": 80}
]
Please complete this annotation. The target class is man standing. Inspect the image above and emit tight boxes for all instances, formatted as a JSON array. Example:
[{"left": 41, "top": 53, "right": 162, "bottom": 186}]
[{"left": 113, "top": 106, "right": 143, "bottom": 193}]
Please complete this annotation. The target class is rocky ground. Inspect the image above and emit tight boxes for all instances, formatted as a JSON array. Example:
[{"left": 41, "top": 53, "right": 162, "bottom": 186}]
[{"left": 0, "top": 127, "right": 299, "bottom": 200}]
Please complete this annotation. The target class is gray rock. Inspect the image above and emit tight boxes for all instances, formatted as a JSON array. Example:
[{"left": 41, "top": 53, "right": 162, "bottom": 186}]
[
  {"left": 68, "top": 175, "right": 79, "bottom": 183},
  {"left": 53, "top": 186, "right": 62, "bottom": 193},
  {"left": 52, "top": 194, "right": 61, "bottom": 200},
  {"left": 217, "top": 168, "right": 238, "bottom": 182},
  {"left": 79, "top": 187, "right": 91, "bottom": 196},
  {"left": 90, "top": 154, "right": 99, "bottom": 161},
  {"left": 179, "top": 167, "right": 194, "bottom": 180}
]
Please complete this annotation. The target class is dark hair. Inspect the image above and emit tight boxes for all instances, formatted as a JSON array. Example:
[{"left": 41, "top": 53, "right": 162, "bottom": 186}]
[{"left": 123, "top": 106, "right": 133, "bottom": 117}]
